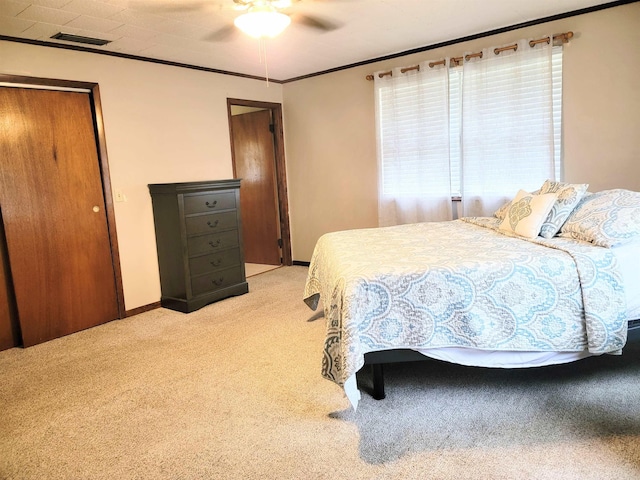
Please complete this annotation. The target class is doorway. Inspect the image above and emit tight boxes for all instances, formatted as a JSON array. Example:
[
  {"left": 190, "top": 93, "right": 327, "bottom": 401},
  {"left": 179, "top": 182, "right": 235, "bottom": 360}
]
[
  {"left": 0, "top": 75, "right": 125, "bottom": 349},
  {"left": 227, "top": 99, "right": 292, "bottom": 277}
]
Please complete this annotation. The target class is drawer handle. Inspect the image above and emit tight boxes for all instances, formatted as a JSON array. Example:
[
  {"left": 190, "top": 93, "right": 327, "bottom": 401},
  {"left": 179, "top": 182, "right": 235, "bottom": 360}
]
[
  {"left": 208, "top": 239, "right": 222, "bottom": 248},
  {"left": 211, "top": 277, "right": 224, "bottom": 286},
  {"left": 205, "top": 200, "right": 218, "bottom": 208},
  {"left": 207, "top": 220, "right": 220, "bottom": 228},
  {"left": 210, "top": 259, "right": 222, "bottom": 267}
]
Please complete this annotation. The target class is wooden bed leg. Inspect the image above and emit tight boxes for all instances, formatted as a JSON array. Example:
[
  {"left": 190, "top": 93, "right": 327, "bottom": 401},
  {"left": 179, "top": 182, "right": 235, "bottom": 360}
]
[{"left": 371, "top": 364, "right": 386, "bottom": 400}]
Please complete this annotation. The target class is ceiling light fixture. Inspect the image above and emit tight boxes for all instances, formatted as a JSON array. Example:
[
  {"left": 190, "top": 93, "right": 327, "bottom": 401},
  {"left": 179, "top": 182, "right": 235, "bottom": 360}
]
[{"left": 234, "top": 4, "right": 291, "bottom": 39}]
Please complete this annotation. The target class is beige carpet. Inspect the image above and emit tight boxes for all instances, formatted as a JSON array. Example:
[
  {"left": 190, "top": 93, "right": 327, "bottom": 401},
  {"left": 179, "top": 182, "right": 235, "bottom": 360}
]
[
  {"left": 0, "top": 266, "right": 638, "bottom": 479},
  {"left": 245, "top": 263, "right": 281, "bottom": 277}
]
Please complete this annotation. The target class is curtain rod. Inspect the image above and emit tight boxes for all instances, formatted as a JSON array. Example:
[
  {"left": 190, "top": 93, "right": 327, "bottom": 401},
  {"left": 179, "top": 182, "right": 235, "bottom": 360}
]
[{"left": 366, "top": 31, "right": 573, "bottom": 81}]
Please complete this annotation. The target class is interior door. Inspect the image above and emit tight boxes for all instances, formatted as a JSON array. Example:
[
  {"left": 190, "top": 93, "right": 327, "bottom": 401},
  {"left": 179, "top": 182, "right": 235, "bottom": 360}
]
[
  {"left": 0, "top": 87, "right": 120, "bottom": 347},
  {"left": 0, "top": 217, "right": 19, "bottom": 350},
  {"left": 231, "top": 110, "right": 281, "bottom": 265}
]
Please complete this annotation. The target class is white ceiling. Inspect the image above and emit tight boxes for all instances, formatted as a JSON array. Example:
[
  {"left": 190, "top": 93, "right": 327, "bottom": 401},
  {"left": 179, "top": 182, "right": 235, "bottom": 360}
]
[{"left": 0, "top": 0, "right": 616, "bottom": 81}]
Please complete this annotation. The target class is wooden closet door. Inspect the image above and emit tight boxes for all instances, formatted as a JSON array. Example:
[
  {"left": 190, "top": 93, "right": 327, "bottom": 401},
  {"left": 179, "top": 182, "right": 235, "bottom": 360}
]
[
  {"left": 0, "top": 87, "right": 119, "bottom": 347},
  {"left": 0, "top": 218, "right": 19, "bottom": 350}
]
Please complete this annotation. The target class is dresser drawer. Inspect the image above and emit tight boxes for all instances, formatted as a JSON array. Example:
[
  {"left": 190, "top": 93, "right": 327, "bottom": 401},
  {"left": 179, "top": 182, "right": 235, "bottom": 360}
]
[
  {"left": 191, "top": 266, "right": 243, "bottom": 297},
  {"left": 183, "top": 192, "right": 236, "bottom": 215},
  {"left": 187, "top": 230, "right": 239, "bottom": 257},
  {"left": 185, "top": 211, "right": 238, "bottom": 236},
  {"left": 189, "top": 248, "right": 242, "bottom": 276}
]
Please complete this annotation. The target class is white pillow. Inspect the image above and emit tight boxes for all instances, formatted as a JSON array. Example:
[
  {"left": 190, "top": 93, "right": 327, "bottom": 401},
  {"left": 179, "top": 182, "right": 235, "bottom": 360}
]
[
  {"left": 494, "top": 199, "right": 512, "bottom": 221},
  {"left": 538, "top": 180, "right": 589, "bottom": 239},
  {"left": 494, "top": 188, "right": 541, "bottom": 220},
  {"left": 499, "top": 190, "right": 558, "bottom": 239}
]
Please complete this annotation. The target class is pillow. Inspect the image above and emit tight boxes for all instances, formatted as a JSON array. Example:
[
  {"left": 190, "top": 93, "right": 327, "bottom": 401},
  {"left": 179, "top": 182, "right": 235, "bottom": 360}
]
[
  {"left": 538, "top": 180, "right": 589, "bottom": 239},
  {"left": 494, "top": 200, "right": 512, "bottom": 220},
  {"left": 498, "top": 190, "right": 558, "bottom": 239},
  {"left": 494, "top": 188, "right": 541, "bottom": 220},
  {"left": 559, "top": 189, "right": 640, "bottom": 247}
]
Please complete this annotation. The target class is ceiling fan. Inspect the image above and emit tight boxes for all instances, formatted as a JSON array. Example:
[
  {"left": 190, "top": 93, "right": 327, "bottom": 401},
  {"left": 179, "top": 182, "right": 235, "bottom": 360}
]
[
  {"left": 212, "top": 0, "right": 341, "bottom": 40},
  {"left": 133, "top": 0, "right": 341, "bottom": 41}
]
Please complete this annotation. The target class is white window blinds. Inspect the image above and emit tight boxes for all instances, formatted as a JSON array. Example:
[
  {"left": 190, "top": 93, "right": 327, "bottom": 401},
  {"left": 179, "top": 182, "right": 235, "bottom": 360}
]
[
  {"left": 460, "top": 38, "right": 558, "bottom": 216},
  {"left": 375, "top": 61, "right": 453, "bottom": 226},
  {"left": 374, "top": 37, "right": 563, "bottom": 224}
]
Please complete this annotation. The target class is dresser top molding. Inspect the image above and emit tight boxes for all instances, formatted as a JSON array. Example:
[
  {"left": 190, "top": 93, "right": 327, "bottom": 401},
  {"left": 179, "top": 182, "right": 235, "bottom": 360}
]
[{"left": 148, "top": 179, "right": 242, "bottom": 194}]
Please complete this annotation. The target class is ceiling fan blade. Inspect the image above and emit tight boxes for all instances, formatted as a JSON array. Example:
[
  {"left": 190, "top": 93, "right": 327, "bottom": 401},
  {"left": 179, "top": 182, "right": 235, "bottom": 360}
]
[
  {"left": 292, "top": 13, "right": 341, "bottom": 32},
  {"left": 203, "top": 25, "right": 239, "bottom": 42}
]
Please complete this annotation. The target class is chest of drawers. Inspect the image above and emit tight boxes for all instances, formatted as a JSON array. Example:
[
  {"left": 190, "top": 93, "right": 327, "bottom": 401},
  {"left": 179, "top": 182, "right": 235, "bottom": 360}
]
[{"left": 148, "top": 180, "right": 248, "bottom": 313}]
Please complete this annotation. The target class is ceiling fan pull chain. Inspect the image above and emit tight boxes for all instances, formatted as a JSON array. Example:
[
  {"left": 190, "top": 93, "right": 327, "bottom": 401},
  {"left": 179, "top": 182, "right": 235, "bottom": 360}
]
[
  {"left": 264, "top": 41, "right": 270, "bottom": 86},
  {"left": 258, "top": 37, "right": 270, "bottom": 86}
]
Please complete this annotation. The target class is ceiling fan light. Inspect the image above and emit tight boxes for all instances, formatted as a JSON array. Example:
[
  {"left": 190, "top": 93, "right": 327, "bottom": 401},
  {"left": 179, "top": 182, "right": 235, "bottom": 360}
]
[{"left": 234, "top": 7, "right": 291, "bottom": 39}]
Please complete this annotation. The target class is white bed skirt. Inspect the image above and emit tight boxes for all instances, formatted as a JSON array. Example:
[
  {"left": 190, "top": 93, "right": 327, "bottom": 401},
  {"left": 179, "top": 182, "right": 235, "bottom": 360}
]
[
  {"left": 345, "top": 348, "right": 599, "bottom": 409},
  {"left": 414, "top": 347, "right": 595, "bottom": 369}
]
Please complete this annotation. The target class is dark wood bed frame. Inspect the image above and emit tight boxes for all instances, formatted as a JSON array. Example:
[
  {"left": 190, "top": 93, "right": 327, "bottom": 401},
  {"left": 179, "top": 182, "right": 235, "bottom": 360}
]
[{"left": 360, "top": 319, "right": 640, "bottom": 400}]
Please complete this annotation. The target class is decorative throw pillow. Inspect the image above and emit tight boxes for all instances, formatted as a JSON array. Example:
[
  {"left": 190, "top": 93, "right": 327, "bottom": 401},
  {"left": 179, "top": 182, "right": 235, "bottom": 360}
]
[
  {"left": 538, "top": 180, "right": 589, "bottom": 238},
  {"left": 498, "top": 190, "right": 558, "bottom": 239},
  {"left": 494, "top": 188, "right": 541, "bottom": 220},
  {"left": 494, "top": 200, "right": 512, "bottom": 220},
  {"left": 559, "top": 189, "right": 640, "bottom": 247}
]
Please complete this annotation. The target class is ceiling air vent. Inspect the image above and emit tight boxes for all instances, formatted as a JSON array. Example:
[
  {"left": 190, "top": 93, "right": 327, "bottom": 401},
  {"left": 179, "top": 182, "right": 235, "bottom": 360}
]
[{"left": 50, "top": 32, "right": 111, "bottom": 46}]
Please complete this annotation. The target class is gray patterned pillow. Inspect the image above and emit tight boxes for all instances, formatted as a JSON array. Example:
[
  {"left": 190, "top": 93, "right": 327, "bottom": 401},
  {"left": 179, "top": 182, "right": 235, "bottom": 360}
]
[
  {"left": 559, "top": 189, "right": 640, "bottom": 247},
  {"left": 538, "top": 180, "right": 589, "bottom": 238}
]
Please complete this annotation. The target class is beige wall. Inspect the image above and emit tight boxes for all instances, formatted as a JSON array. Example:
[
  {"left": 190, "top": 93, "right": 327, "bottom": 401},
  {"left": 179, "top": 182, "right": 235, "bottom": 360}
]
[
  {"left": 0, "top": 41, "right": 283, "bottom": 310},
  {"left": 283, "top": 2, "right": 640, "bottom": 261},
  {"left": 1, "top": 3, "right": 638, "bottom": 307},
  {"left": 282, "top": 68, "right": 379, "bottom": 263}
]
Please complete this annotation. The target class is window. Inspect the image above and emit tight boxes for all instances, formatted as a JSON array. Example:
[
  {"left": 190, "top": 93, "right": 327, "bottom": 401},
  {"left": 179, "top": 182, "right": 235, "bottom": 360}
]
[
  {"left": 375, "top": 38, "right": 563, "bottom": 223},
  {"left": 375, "top": 60, "right": 452, "bottom": 225},
  {"left": 376, "top": 67, "right": 451, "bottom": 197}
]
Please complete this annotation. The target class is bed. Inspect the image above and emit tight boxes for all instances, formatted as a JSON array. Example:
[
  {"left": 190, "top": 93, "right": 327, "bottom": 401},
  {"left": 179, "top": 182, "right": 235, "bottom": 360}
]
[{"left": 303, "top": 186, "right": 640, "bottom": 408}]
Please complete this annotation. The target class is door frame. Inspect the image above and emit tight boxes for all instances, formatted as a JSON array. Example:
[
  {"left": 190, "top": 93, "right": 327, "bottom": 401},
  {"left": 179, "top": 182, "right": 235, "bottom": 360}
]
[
  {"left": 226, "top": 98, "right": 292, "bottom": 266},
  {"left": 0, "top": 74, "right": 126, "bottom": 319}
]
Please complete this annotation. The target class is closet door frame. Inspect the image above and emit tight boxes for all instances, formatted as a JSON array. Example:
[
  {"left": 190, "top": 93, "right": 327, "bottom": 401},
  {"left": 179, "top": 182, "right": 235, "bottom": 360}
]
[{"left": 0, "top": 73, "right": 126, "bottom": 322}]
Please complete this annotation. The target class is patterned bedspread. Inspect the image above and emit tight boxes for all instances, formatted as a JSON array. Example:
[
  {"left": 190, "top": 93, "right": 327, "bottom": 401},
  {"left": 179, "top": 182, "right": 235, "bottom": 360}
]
[{"left": 303, "top": 218, "right": 627, "bottom": 396}]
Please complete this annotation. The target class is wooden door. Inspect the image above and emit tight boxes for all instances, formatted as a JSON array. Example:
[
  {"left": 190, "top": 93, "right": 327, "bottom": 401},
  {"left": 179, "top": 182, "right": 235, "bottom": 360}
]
[
  {"left": 0, "top": 87, "right": 120, "bottom": 347},
  {"left": 0, "top": 217, "right": 19, "bottom": 350},
  {"left": 231, "top": 110, "right": 281, "bottom": 265}
]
